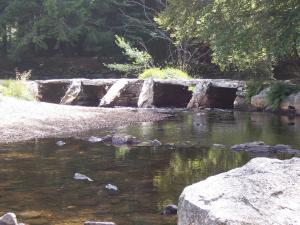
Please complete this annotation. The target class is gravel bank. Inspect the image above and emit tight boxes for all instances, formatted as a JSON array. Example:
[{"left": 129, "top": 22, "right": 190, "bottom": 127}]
[{"left": 0, "top": 96, "right": 168, "bottom": 144}]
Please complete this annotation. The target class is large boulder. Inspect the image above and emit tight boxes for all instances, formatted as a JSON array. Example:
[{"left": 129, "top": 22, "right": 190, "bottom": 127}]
[
  {"left": 234, "top": 96, "right": 250, "bottom": 111},
  {"left": 178, "top": 157, "right": 300, "bottom": 225},
  {"left": 138, "top": 78, "right": 155, "bottom": 108},
  {"left": 250, "top": 87, "right": 270, "bottom": 111},
  {"left": 280, "top": 92, "right": 300, "bottom": 115},
  {"left": 187, "top": 82, "right": 212, "bottom": 109},
  {"left": 60, "top": 80, "right": 84, "bottom": 105},
  {"left": 99, "top": 79, "right": 131, "bottom": 107}
]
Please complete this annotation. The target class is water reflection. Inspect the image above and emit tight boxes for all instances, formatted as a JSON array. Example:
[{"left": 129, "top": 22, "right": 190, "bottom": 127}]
[{"left": 0, "top": 110, "right": 299, "bottom": 225}]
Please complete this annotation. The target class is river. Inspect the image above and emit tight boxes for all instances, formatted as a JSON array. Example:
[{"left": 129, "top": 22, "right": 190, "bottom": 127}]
[{"left": 0, "top": 110, "right": 299, "bottom": 225}]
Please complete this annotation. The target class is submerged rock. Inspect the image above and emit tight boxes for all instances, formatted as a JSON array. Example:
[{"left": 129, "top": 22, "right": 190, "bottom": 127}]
[
  {"left": 0, "top": 213, "right": 18, "bottom": 225},
  {"left": 231, "top": 141, "right": 300, "bottom": 155},
  {"left": 212, "top": 143, "right": 226, "bottom": 149},
  {"left": 162, "top": 205, "right": 178, "bottom": 215},
  {"left": 73, "top": 173, "right": 93, "bottom": 182},
  {"left": 178, "top": 157, "right": 300, "bottom": 225},
  {"left": 111, "top": 135, "right": 138, "bottom": 146},
  {"left": 280, "top": 92, "right": 300, "bottom": 115}
]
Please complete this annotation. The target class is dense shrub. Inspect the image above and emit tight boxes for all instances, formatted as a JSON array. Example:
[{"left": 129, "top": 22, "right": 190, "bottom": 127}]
[{"left": 139, "top": 68, "right": 191, "bottom": 80}]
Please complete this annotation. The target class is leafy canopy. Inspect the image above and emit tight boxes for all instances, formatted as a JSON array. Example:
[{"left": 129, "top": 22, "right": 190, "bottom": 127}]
[{"left": 156, "top": 0, "right": 300, "bottom": 70}]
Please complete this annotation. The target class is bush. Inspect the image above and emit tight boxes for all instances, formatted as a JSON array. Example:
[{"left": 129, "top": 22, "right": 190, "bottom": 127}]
[
  {"left": 245, "top": 80, "right": 265, "bottom": 103},
  {"left": 0, "top": 80, "right": 36, "bottom": 101},
  {"left": 139, "top": 67, "right": 191, "bottom": 80},
  {"left": 105, "top": 36, "right": 153, "bottom": 76},
  {"left": 267, "top": 82, "right": 300, "bottom": 109}
]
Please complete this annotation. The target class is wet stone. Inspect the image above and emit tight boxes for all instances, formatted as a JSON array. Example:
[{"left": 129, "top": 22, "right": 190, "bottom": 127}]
[
  {"left": 88, "top": 136, "right": 103, "bottom": 143},
  {"left": 162, "top": 205, "right": 178, "bottom": 215},
  {"left": 231, "top": 141, "right": 300, "bottom": 155},
  {"left": 73, "top": 173, "right": 93, "bottom": 182},
  {"left": 105, "top": 184, "right": 119, "bottom": 192},
  {"left": 56, "top": 140, "right": 66, "bottom": 146},
  {"left": 84, "top": 222, "right": 116, "bottom": 225}
]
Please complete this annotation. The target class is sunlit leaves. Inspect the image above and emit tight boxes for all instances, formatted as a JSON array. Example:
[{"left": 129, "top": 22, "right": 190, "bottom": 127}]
[{"left": 157, "top": 0, "right": 300, "bottom": 71}]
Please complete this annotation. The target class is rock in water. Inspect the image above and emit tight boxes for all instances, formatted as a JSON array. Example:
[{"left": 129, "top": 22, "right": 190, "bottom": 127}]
[
  {"left": 73, "top": 173, "right": 93, "bottom": 182},
  {"left": 187, "top": 82, "right": 212, "bottom": 109},
  {"left": 151, "top": 139, "right": 162, "bottom": 146},
  {"left": 231, "top": 141, "right": 300, "bottom": 155},
  {"left": 88, "top": 136, "right": 103, "bottom": 143},
  {"left": 178, "top": 157, "right": 300, "bottom": 225},
  {"left": 84, "top": 222, "right": 116, "bottom": 225},
  {"left": 162, "top": 205, "right": 178, "bottom": 215},
  {"left": 56, "top": 140, "right": 66, "bottom": 147},
  {"left": 251, "top": 87, "right": 271, "bottom": 111},
  {"left": 0, "top": 213, "right": 18, "bottom": 225},
  {"left": 111, "top": 135, "right": 138, "bottom": 146},
  {"left": 105, "top": 184, "right": 119, "bottom": 192}
]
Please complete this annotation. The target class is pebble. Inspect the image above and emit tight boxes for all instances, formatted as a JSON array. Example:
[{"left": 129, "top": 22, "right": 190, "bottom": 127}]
[{"left": 56, "top": 140, "right": 66, "bottom": 146}]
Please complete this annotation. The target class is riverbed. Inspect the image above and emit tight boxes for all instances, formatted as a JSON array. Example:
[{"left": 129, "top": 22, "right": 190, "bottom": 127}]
[{"left": 0, "top": 110, "right": 299, "bottom": 225}]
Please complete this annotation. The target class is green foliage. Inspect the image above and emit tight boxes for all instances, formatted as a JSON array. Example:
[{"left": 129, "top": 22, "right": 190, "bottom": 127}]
[
  {"left": 0, "top": 0, "right": 118, "bottom": 61},
  {"left": 267, "top": 82, "right": 300, "bottom": 109},
  {"left": 105, "top": 35, "right": 153, "bottom": 75},
  {"left": 139, "top": 67, "right": 191, "bottom": 80},
  {"left": 0, "top": 80, "right": 36, "bottom": 100},
  {"left": 245, "top": 80, "right": 265, "bottom": 103},
  {"left": 156, "top": 0, "right": 300, "bottom": 72}
]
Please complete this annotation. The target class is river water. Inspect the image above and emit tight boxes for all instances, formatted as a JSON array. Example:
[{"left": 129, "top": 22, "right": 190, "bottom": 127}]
[{"left": 0, "top": 110, "right": 300, "bottom": 225}]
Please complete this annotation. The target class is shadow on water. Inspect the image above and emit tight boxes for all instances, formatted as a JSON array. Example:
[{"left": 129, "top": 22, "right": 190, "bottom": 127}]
[{"left": 0, "top": 110, "right": 300, "bottom": 225}]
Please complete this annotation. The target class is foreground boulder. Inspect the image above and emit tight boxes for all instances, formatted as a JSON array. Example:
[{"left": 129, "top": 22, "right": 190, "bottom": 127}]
[
  {"left": 178, "top": 157, "right": 300, "bottom": 225},
  {"left": 0, "top": 213, "right": 18, "bottom": 225}
]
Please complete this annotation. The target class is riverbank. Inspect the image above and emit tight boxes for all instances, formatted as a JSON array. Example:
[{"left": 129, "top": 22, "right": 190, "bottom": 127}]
[{"left": 0, "top": 96, "right": 168, "bottom": 144}]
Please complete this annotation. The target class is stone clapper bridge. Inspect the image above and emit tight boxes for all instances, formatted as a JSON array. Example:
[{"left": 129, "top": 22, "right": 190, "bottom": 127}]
[{"left": 26, "top": 78, "right": 246, "bottom": 110}]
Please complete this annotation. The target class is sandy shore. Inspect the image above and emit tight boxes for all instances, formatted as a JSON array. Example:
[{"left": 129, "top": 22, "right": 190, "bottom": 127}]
[{"left": 0, "top": 96, "right": 169, "bottom": 144}]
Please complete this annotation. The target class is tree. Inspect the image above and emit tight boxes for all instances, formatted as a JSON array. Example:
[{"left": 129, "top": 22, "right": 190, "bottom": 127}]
[
  {"left": 156, "top": 0, "right": 300, "bottom": 71},
  {"left": 0, "top": 0, "right": 119, "bottom": 61}
]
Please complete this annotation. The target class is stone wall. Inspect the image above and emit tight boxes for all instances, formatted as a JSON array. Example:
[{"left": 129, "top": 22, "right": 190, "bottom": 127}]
[{"left": 20, "top": 78, "right": 300, "bottom": 115}]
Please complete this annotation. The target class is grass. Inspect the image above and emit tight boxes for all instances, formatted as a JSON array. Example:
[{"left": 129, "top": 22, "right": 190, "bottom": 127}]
[
  {"left": 139, "top": 67, "right": 191, "bottom": 80},
  {"left": 0, "top": 80, "right": 36, "bottom": 101}
]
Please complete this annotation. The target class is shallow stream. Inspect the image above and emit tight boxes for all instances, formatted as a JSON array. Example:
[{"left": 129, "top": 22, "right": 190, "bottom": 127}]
[{"left": 1, "top": 110, "right": 300, "bottom": 225}]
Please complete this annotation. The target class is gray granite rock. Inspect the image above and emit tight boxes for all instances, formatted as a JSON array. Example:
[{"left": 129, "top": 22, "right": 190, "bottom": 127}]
[{"left": 178, "top": 157, "right": 300, "bottom": 225}]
